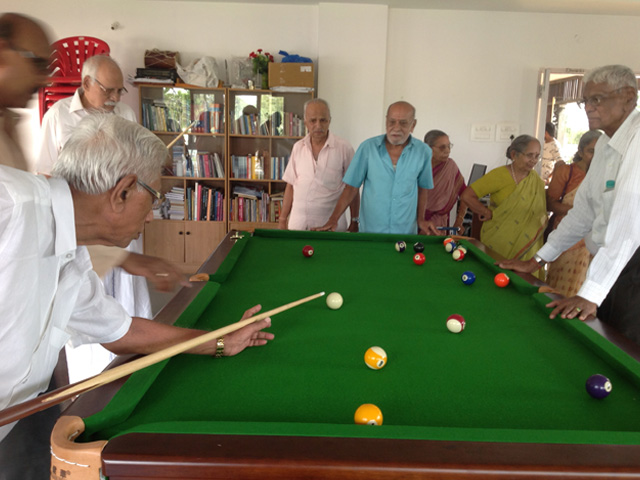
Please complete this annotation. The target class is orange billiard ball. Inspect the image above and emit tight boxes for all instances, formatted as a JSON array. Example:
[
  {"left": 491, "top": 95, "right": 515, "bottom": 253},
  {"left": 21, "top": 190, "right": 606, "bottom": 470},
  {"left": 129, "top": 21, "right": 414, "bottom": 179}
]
[
  {"left": 354, "top": 403, "right": 383, "bottom": 425},
  {"left": 494, "top": 272, "right": 510, "bottom": 287}
]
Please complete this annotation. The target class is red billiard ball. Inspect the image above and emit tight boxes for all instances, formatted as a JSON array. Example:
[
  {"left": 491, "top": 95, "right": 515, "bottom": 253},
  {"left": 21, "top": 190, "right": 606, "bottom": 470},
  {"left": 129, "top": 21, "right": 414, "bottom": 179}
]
[
  {"left": 494, "top": 273, "right": 510, "bottom": 287},
  {"left": 452, "top": 248, "right": 465, "bottom": 261},
  {"left": 446, "top": 314, "right": 466, "bottom": 333},
  {"left": 413, "top": 253, "right": 426, "bottom": 265},
  {"left": 302, "top": 245, "right": 314, "bottom": 258}
]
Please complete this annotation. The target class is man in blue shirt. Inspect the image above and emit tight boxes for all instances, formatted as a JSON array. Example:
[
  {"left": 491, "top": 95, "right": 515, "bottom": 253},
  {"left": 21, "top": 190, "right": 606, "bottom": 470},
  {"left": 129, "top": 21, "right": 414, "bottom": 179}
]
[{"left": 317, "top": 101, "right": 436, "bottom": 234}]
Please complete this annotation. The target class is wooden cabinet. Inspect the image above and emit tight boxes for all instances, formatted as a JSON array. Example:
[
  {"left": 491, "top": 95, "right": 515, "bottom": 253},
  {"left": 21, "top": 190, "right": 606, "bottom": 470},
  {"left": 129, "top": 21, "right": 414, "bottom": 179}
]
[
  {"left": 143, "top": 220, "right": 226, "bottom": 273},
  {"left": 139, "top": 83, "right": 314, "bottom": 267}
]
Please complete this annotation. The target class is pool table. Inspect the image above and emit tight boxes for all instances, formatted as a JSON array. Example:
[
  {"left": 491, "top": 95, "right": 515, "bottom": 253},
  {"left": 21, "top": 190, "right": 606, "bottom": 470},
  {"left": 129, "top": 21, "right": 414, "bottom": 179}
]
[{"left": 52, "top": 229, "right": 640, "bottom": 479}]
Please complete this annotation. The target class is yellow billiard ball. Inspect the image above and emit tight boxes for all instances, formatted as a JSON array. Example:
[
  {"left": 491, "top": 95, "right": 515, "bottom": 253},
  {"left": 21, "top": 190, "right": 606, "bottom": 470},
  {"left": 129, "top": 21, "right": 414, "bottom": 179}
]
[
  {"left": 326, "top": 292, "right": 343, "bottom": 310},
  {"left": 364, "top": 346, "right": 387, "bottom": 370},
  {"left": 354, "top": 403, "right": 383, "bottom": 425}
]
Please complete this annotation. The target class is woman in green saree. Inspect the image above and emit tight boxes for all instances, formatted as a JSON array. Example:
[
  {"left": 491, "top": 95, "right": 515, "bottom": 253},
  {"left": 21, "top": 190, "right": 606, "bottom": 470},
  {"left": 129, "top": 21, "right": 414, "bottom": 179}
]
[{"left": 461, "top": 135, "right": 547, "bottom": 280}]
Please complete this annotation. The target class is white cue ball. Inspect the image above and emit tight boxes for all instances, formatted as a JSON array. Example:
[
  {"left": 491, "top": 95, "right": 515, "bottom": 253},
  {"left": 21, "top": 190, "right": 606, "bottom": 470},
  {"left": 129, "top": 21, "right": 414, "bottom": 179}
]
[{"left": 326, "top": 292, "right": 344, "bottom": 310}]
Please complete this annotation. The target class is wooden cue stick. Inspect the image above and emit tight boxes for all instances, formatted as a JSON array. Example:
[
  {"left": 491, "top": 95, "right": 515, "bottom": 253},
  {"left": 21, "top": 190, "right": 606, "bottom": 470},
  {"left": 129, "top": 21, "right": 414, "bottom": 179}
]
[
  {"left": 0, "top": 292, "right": 325, "bottom": 427},
  {"left": 165, "top": 119, "right": 197, "bottom": 150}
]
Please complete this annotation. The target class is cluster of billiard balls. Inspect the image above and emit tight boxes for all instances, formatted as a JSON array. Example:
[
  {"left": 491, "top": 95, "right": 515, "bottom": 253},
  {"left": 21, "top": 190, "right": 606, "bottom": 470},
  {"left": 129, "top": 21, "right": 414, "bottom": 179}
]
[{"left": 394, "top": 240, "right": 427, "bottom": 265}]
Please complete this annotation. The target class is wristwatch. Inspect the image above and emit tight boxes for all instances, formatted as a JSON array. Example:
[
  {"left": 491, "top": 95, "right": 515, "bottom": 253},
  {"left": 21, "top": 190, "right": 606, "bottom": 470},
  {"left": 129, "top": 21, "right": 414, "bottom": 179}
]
[
  {"left": 533, "top": 253, "right": 547, "bottom": 267},
  {"left": 351, "top": 217, "right": 360, "bottom": 224}
]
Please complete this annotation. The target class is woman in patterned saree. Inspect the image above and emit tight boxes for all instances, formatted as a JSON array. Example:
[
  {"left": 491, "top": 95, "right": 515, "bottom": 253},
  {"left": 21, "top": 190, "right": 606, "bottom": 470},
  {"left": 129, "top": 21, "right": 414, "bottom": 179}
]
[
  {"left": 461, "top": 135, "right": 547, "bottom": 279},
  {"left": 545, "top": 130, "right": 601, "bottom": 296}
]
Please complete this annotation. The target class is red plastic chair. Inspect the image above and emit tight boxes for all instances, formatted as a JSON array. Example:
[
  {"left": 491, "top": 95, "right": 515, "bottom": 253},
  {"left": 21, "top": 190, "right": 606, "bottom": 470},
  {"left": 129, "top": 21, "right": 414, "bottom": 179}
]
[{"left": 39, "top": 36, "right": 110, "bottom": 122}]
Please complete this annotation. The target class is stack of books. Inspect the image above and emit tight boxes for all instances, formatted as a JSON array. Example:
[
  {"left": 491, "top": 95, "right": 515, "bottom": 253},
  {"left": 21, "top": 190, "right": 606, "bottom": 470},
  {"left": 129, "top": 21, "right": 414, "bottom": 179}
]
[{"left": 165, "top": 187, "right": 186, "bottom": 220}]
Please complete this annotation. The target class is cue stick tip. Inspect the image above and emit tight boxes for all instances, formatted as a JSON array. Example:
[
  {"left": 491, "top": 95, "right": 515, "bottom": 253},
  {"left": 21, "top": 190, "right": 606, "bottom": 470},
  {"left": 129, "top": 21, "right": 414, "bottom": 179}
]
[{"left": 189, "top": 273, "right": 210, "bottom": 282}]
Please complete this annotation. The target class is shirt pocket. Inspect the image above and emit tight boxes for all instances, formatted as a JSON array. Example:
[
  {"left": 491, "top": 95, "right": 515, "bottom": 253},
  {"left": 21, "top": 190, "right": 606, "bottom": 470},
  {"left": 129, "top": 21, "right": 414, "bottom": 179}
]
[{"left": 320, "top": 165, "right": 344, "bottom": 191}]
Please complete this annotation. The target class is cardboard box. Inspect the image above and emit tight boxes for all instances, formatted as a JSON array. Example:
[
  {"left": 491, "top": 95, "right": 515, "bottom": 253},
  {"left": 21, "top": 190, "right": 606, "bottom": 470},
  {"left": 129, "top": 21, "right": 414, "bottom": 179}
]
[{"left": 268, "top": 63, "right": 314, "bottom": 88}]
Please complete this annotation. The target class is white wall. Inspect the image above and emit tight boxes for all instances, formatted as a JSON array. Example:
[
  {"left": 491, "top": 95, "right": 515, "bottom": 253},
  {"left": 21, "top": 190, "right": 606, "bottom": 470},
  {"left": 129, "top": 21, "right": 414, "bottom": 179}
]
[
  {"left": 318, "top": 3, "right": 388, "bottom": 146},
  {"left": 9, "top": 1, "right": 640, "bottom": 181},
  {"left": 385, "top": 9, "right": 640, "bottom": 178}
]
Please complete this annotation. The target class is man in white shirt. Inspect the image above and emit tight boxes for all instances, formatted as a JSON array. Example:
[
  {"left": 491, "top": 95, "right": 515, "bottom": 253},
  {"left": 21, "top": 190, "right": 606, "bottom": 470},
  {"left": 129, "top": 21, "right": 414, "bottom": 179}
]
[
  {"left": 0, "top": 114, "right": 274, "bottom": 478},
  {"left": 37, "top": 54, "right": 137, "bottom": 174},
  {"left": 37, "top": 54, "right": 179, "bottom": 382},
  {"left": 500, "top": 64, "right": 640, "bottom": 345},
  {"left": 279, "top": 99, "right": 359, "bottom": 231}
]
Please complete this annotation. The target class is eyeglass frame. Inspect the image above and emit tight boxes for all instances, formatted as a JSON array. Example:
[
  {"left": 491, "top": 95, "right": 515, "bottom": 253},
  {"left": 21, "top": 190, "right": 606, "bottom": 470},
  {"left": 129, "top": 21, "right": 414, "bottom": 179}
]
[
  {"left": 10, "top": 45, "right": 50, "bottom": 75},
  {"left": 433, "top": 143, "right": 454, "bottom": 151},
  {"left": 518, "top": 152, "right": 541, "bottom": 160},
  {"left": 91, "top": 76, "right": 128, "bottom": 98},
  {"left": 137, "top": 179, "right": 166, "bottom": 208},
  {"left": 577, "top": 88, "right": 623, "bottom": 109}
]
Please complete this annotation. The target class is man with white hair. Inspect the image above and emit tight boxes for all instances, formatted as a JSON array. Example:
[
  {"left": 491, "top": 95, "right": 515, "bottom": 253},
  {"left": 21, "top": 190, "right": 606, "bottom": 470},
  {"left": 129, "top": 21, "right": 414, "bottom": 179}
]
[
  {"left": 37, "top": 54, "right": 136, "bottom": 173},
  {"left": 500, "top": 64, "right": 640, "bottom": 345},
  {"left": 0, "top": 115, "right": 273, "bottom": 476},
  {"left": 37, "top": 54, "right": 176, "bottom": 382}
]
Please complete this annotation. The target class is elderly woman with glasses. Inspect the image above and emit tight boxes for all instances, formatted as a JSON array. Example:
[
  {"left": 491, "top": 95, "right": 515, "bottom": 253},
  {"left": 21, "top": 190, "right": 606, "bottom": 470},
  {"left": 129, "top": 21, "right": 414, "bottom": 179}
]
[
  {"left": 422, "top": 130, "right": 469, "bottom": 233},
  {"left": 461, "top": 134, "right": 547, "bottom": 279}
]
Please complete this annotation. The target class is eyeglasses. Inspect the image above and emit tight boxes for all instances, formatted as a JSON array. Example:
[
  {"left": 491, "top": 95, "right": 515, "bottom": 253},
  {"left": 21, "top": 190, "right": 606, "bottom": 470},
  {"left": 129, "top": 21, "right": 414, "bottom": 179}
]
[
  {"left": 92, "top": 77, "right": 128, "bottom": 98},
  {"left": 578, "top": 88, "right": 621, "bottom": 109},
  {"left": 434, "top": 143, "right": 453, "bottom": 151},
  {"left": 137, "top": 180, "right": 166, "bottom": 208},
  {"left": 11, "top": 45, "right": 50, "bottom": 75},
  {"left": 386, "top": 118, "right": 414, "bottom": 128}
]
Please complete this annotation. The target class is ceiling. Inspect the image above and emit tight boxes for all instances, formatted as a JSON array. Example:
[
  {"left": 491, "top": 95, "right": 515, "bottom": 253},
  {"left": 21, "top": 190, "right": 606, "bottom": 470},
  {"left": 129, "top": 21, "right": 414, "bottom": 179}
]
[{"left": 174, "top": 0, "right": 640, "bottom": 16}]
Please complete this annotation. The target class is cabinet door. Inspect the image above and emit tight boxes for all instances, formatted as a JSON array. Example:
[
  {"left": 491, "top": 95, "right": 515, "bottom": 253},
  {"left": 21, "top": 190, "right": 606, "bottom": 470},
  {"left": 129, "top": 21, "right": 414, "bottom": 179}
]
[
  {"left": 143, "top": 221, "right": 186, "bottom": 264},
  {"left": 184, "top": 222, "right": 226, "bottom": 269}
]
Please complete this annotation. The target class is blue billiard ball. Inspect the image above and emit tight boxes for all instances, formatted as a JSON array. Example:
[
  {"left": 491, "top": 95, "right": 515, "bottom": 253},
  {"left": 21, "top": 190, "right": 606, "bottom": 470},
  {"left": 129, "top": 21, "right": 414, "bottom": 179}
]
[
  {"left": 461, "top": 271, "right": 476, "bottom": 285},
  {"left": 586, "top": 374, "right": 612, "bottom": 399},
  {"left": 445, "top": 241, "right": 457, "bottom": 253},
  {"left": 395, "top": 241, "right": 407, "bottom": 252}
]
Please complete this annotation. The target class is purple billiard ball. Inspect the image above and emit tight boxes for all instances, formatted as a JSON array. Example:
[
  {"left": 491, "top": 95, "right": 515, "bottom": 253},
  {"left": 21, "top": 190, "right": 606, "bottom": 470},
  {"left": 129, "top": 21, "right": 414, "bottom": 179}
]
[{"left": 586, "top": 374, "right": 612, "bottom": 399}]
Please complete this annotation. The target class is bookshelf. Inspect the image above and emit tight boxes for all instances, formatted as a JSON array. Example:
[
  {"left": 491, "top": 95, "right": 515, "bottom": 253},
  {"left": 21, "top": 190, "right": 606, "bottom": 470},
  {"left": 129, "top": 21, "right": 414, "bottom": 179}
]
[
  {"left": 139, "top": 84, "right": 227, "bottom": 273},
  {"left": 227, "top": 88, "right": 313, "bottom": 232},
  {"left": 138, "top": 84, "right": 313, "bottom": 271}
]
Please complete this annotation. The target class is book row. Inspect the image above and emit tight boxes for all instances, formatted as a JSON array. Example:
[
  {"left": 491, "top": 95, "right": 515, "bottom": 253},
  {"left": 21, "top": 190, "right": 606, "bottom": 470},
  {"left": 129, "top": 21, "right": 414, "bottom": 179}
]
[
  {"left": 230, "top": 155, "right": 289, "bottom": 180},
  {"left": 229, "top": 111, "right": 305, "bottom": 137},
  {"left": 171, "top": 150, "right": 225, "bottom": 178}
]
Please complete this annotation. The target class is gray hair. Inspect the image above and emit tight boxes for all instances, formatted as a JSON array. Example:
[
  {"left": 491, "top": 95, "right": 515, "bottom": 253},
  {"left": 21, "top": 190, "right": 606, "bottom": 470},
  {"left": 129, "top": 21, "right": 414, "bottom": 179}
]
[
  {"left": 506, "top": 134, "right": 539, "bottom": 161},
  {"left": 573, "top": 130, "right": 603, "bottom": 162},
  {"left": 424, "top": 129, "right": 447, "bottom": 146},
  {"left": 52, "top": 115, "right": 167, "bottom": 195},
  {"left": 81, "top": 54, "right": 120, "bottom": 81},
  {"left": 583, "top": 65, "right": 637, "bottom": 91},
  {"left": 303, "top": 98, "right": 330, "bottom": 117}
]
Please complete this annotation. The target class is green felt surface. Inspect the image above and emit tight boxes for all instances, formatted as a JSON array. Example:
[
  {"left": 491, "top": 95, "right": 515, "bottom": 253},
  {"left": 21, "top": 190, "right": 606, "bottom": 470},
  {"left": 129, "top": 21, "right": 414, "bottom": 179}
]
[{"left": 82, "top": 230, "right": 640, "bottom": 445}]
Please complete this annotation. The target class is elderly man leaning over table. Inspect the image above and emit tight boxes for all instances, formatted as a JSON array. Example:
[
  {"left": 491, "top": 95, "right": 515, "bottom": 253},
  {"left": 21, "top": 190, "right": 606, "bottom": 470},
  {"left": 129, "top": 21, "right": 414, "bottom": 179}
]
[{"left": 0, "top": 113, "right": 275, "bottom": 478}]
